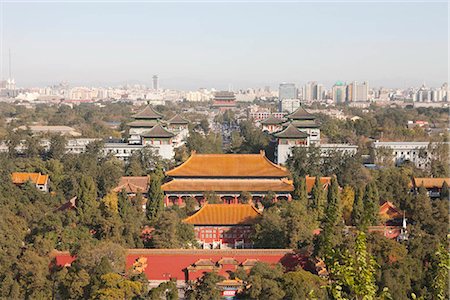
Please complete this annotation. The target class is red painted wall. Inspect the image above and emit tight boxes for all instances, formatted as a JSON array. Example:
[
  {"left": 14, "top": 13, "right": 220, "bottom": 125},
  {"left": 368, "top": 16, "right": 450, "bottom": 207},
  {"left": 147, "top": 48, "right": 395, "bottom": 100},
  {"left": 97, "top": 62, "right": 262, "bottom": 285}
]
[{"left": 53, "top": 250, "right": 307, "bottom": 282}]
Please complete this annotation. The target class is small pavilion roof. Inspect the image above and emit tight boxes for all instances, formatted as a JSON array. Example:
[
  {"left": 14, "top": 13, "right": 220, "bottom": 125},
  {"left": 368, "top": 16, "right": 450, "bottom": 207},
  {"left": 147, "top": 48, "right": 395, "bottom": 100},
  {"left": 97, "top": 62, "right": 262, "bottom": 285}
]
[
  {"left": 113, "top": 176, "right": 150, "bottom": 193},
  {"left": 167, "top": 114, "right": 189, "bottom": 125},
  {"left": 183, "top": 204, "right": 261, "bottom": 225},
  {"left": 141, "top": 124, "right": 175, "bottom": 138},
  {"left": 132, "top": 105, "right": 163, "bottom": 119},
  {"left": 286, "top": 106, "right": 316, "bottom": 120},
  {"left": 166, "top": 151, "right": 290, "bottom": 178},
  {"left": 274, "top": 124, "right": 309, "bottom": 139},
  {"left": 286, "top": 119, "right": 320, "bottom": 128},
  {"left": 127, "top": 120, "right": 159, "bottom": 127},
  {"left": 11, "top": 172, "right": 49, "bottom": 185},
  {"left": 305, "top": 176, "right": 331, "bottom": 193},
  {"left": 260, "top": 116, "right": 286, "bottom": 125}
]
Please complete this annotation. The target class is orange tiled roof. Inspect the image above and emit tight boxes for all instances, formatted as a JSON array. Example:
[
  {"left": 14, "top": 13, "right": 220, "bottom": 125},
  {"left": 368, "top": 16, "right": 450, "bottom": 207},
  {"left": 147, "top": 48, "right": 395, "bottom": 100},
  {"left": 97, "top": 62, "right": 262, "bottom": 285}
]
[
  {"left": 166, "top": 151, "right": 290, "bottom": 178},
  {"left": 113, "top": 176, "right": 150, "bottom": 193},
  {"left": 11, "top": 172, "right": 49, "bottom": 185},
  {"left": 412, "top": 177, "right": 450, "bottom": 189},
  {"left": 379, "top": 201, "right": 402, "bottom": 220},
  {"left": 161, "top": 178, "right": 294, "bottom": 192},
  {"left": 183, "top": 204, "right": 261, "bottom": 225},
  {"left": 305, "top": 176, "right": 331, "bottom": 193}
]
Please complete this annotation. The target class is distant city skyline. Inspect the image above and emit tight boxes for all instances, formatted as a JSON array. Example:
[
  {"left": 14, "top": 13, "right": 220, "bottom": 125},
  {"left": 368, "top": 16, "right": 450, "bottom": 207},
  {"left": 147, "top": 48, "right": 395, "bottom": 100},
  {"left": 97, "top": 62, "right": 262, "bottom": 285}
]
[{"left": 0, "top": 2, "right": 448, "bottom": 89}]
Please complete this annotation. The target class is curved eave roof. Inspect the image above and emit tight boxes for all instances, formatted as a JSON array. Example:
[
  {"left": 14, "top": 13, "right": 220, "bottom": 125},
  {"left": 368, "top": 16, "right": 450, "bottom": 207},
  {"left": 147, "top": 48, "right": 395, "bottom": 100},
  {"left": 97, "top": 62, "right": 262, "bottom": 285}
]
[
  {"left": 183, "top": 204, "right": 261, "bottom": 225},
  {"left": 286, "top": 106, "right": 316, "bottom": 120},
  {"left": 260, "top": 116, "right": 286, "bottom": 125},
  {"left": 132, "top": 105, "right": 163, "bottom": 119},
  {"left": 167, "top": 114, "right": 189, "bottom": 125},
  {"left": 141, "top": 124, "right": 175, "bottom": 138},
  {"left": 274, "top": 124, "right": 309, "bottom": 139},
  {"left": 166, "top": 151, "right": 290, "bottom": 178}
]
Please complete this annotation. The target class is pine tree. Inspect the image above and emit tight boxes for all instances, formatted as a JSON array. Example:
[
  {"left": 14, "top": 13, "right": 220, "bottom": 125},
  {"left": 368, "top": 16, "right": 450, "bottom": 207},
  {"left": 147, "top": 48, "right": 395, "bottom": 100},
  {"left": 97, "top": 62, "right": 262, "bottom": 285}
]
[
  {"left": 351, "top": 186, "right": 364, "bottom": 229},
  {"left": 362, "top": 181, "right": 379, "bottom": 229},
  {"left": 310, "top": 176, "right": 325, "bottom": 220},
  {"left": 315, "top": 177, "right": 343, "bottom": 256},
  {"left": 412, "top": 185, "right": 434, "bottom": 233},
  {"left": 77, "top": 175, "right": 100, "bottom": 225},
  {"left": 440, "top": 181, "right": 449, "bottom": 200},
  {"left": 146, "top": 168, "right": 164, "bottom": 223},
  {"left": 293, "top": 175, "right": 308, "bottom": 203},
  {"left": 117, "top": 189, "right": 131, "bottom": 219},
  {"left": 341, "top": 185, "right": 355, "bottom": 225}
]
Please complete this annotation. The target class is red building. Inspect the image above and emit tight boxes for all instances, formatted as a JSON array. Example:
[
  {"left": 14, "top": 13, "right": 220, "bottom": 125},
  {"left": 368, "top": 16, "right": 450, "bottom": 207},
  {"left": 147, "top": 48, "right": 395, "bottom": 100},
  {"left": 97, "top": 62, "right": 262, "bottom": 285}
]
[
  {"left": 183, "top": 204, "right": 261, "bottom": 249},
  {"left": 52, "top": 248, "right": 306, "bottom": 288},
  {"left": 211, "top": 91, "right": 236, "bottom": 111}
]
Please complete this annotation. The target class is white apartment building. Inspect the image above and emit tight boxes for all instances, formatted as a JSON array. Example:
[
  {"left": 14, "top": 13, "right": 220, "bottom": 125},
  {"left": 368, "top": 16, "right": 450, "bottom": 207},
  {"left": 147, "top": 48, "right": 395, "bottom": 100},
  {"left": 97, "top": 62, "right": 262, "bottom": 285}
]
[{"left": 372, "top": 141, "right": 442, "bottom": 169}]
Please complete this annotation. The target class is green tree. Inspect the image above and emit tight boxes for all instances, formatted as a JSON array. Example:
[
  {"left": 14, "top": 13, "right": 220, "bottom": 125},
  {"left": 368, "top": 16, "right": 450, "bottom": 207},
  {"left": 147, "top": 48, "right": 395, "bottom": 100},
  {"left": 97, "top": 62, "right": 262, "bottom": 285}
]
[
  {"left": 362, "top": 182, "right": 380, "bottom": 229},
  {"left": 440, "top": 181, "right": 449, "bottom": 200},
  {"left": 146, "top": 168, "right": 164, "bottom": 222},
  {"left": 341, "top": 185, "right": 355, "bottom": 225},
  {"left": 282, "top": 269, "right": 328, "bottom": 300},
  {"left": 240, "top": 191, "right": 252, "bottom": 204},
  {"left": 351, "top": 186, "right": 364, "bottom": 228},
  {"left": 293, "top": 175, "right": 308, "bottom": 203},
  {"left": 77, "top": 175, "right": 100, "bottom": 225},
  {"left": 48, "top": 134, "right": 67, "bottom": 160},
  {"left": 310, "top": 176, "right": 326, "bottom": 220},
  {"left": 186, "top": 272, "right": 224, "bottom": 300},
  {"left": 315, "top": 176, "right": 343, "bottom": 256},
  {"left": 243, "top": 262, "right": 285, "bottom": 300},
  {"left": 92, "top": 273, "right": 143, "bottom": 300},
  {"left": 327, "top": 232, "right": 379, "bottom": 300}
]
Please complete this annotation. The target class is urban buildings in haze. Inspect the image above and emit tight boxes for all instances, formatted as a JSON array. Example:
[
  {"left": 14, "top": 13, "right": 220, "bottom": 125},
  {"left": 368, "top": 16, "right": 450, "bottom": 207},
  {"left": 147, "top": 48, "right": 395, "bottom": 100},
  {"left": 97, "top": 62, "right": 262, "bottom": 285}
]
[{"left": 278, "top": 83, "right": 298, "bottom": 100}]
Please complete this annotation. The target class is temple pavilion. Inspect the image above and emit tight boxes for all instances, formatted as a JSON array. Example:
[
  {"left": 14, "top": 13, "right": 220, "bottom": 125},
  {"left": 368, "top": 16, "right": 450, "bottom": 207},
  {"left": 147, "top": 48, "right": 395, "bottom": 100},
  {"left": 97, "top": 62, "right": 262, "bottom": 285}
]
[
  {"left": 161, "top": 151, "right": 294, "bottom": 206},
  {"left": 128, "top": 105, "right": 164, "bottom": 144},
  {"left": 262, "top": 106, "right": 321, "bottom": 165},
  {"left": 183, "top": 204, "right": 261, "bottom": 249}
]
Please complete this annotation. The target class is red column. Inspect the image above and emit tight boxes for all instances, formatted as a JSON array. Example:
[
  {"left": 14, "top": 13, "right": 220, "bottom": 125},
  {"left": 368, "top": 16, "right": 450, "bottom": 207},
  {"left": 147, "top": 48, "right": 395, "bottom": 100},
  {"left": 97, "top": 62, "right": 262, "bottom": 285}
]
[
  {"left": 177, "top": 195, "right": 183, "bottom": 206},
  {"left": 273, "top": 195, "right": 278, "bottom": 203},
  {"left": 287, "top": 194, "right": 292, "bottom": 202},
  {"left": 234, "top": 195, "right": 239, "bottom": 204},
  {"left": 164, "top": 195, "right": 169, "bottom": 207}
]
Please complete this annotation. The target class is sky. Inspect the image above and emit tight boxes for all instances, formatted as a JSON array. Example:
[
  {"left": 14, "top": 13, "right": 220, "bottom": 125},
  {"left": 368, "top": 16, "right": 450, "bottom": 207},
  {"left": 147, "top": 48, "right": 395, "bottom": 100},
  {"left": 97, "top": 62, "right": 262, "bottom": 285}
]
[{"left": 0, "top": 1, "right": 448, "bottom": 90}]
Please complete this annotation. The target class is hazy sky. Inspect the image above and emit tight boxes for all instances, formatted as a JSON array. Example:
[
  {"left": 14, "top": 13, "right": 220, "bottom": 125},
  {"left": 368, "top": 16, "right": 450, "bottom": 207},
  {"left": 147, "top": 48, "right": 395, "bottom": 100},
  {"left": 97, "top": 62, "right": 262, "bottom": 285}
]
[{"left": 1, "top": 1, "right": 448, "bottom": 90}]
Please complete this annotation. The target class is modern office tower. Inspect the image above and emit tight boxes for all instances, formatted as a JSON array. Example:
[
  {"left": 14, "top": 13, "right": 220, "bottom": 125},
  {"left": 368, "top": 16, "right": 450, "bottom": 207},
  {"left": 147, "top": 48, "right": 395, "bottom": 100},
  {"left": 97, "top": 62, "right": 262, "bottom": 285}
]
[
  {"left": 354, "top": 81, "right": 369, "bottom": 101},
  {"left": 279, "top": 83, "right": 298, "bottom": 100},
  {"left": 316, "top": 84, "right": 324, "bottom": 100},
  {"left": 152, "top": 75, "right": 159, "bottom": 91},
  {"left": 332, "top": 81, "right": 347, "bottom": 103},
  {"left": 302, "top": 81, "right": 323, "bottom": 101}
]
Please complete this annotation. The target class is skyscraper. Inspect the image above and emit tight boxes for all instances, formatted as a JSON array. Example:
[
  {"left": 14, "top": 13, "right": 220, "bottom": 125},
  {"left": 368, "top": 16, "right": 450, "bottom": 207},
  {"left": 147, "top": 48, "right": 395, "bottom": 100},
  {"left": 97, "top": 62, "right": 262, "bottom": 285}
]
[
  {"left": 152, "top": 75, "right": 159, "bottom": 91},
  {"left": 353, "top": 81, "right": 369, "bottom": 102},
  {"left": 279, "top": 83, "right": 298, "bottom": 100},
  {"left": 332, "top": 81, "right": 346, "bottom": 103}
]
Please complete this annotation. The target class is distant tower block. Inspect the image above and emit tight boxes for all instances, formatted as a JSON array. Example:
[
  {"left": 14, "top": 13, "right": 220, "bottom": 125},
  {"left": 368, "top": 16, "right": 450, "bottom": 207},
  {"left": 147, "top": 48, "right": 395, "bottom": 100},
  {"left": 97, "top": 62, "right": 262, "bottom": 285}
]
[{"left": 152, "top": 75, "right": 159, "bottom": 91}]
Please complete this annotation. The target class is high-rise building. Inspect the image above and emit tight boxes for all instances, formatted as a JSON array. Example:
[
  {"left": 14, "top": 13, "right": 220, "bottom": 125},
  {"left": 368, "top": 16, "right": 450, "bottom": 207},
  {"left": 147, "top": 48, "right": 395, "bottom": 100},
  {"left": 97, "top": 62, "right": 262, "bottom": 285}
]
[
  {"left": 353, "top": 81, "right": 369, "bottom": 102},
  {"left": 302, "top": 82, "right": 324, "bottom": 101},
  {"left": 152, "top": 75, "right": 159, "bottom": 91},
  {"left": 332, "top": 81, "right": 346, "bottom": 103},
  {"left": 279, "top": 83, "right": 297, "bottom": 100}
]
